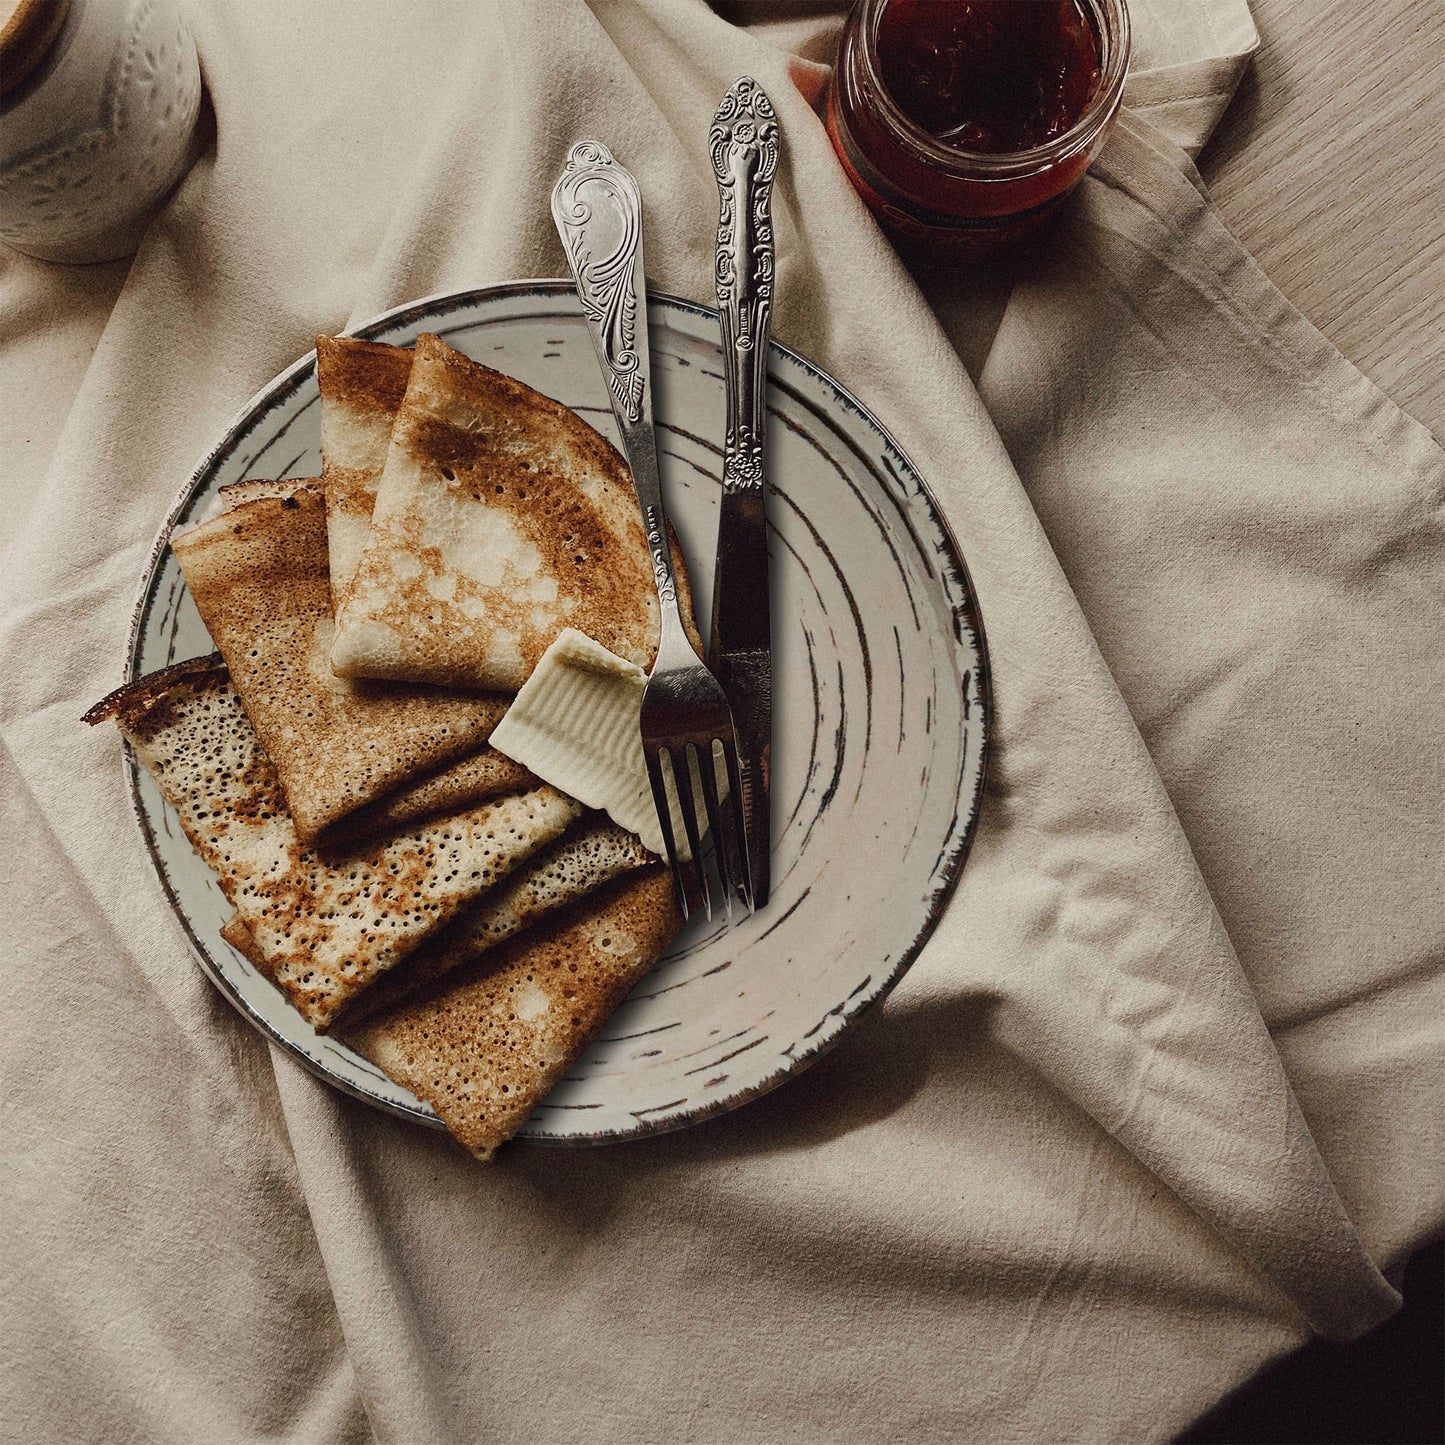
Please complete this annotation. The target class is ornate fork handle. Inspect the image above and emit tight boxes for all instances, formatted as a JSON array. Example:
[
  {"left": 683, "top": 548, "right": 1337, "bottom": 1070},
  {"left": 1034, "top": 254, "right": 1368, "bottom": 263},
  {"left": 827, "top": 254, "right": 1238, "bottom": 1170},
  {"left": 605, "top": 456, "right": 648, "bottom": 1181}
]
[
  {"left": 551, "top": 141, "right": 682, "bottom": 616},
  {"left": 711, "top": 77, "right": 778, "bottom": 496}
]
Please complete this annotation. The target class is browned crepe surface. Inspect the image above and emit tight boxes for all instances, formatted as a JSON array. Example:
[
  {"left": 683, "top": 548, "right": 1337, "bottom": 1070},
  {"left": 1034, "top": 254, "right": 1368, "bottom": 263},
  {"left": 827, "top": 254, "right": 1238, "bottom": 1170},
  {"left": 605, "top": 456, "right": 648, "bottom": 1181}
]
[
  {"left": 171, "top": 485, "right": 529, "bottom": 840},
  {"left": 344, "top": 867, "right": 680, "bottom": 1160},
  {"left": 330, "top": 333, "right": 691, "bottom": 691},
  {"left": 224, "top": 816, "right": 653, "bottom": 1023},
  {"left": 345, "top": 816, "right": 653, "bottom": 1021},
  {"left": 316, "top": 747, "right": 536, "bottom": 848},
  {"left": 86, "top": 659, "right": 582, "bottom": 1030},
  {"left": 316, "top": 335, "right": 414, "bottom": 610}
]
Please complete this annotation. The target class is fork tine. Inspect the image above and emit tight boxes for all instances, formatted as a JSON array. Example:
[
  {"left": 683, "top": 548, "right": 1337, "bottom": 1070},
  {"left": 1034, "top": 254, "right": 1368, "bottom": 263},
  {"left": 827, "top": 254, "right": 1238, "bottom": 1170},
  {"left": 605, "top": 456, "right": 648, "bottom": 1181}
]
[
  {"left": 644, "top": 745, "right": 690, "bottom": 922},
  {"left": 697, "top": 738, "right": 737, "bottom": 922},
  {"left": 674, "top": 744, "right": 713, "bottom": 923},
  {"left": 717, "top": 732, "right": 754, "bottom": 913}
]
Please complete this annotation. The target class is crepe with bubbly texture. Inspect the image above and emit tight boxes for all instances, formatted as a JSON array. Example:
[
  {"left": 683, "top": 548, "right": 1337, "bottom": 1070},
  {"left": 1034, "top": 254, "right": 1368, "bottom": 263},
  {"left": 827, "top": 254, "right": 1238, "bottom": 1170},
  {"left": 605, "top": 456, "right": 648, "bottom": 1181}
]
[
  {"left": 85, "top": 657, "right": 582, "bottom": 1029},
  {"left": 315, "top": 335, "right": 414, "bottom": 608},
  {"left": 321, "top": 747, "right": 539, "bottom": 848},
  {"left": 171, "top": 484, "right": 531, "bottom": 841},
  {"left": 345, "top": 816, "right": 654, "bottom": 1020},
  {"left": 329, "top": 333, "right": 680, "bottom": 691},
  {"left": 343, "top": 866, "right": 680, "bottom": 1160},
  {"left": 220, "top": 815, "right": 655, "bottom": 1020}
]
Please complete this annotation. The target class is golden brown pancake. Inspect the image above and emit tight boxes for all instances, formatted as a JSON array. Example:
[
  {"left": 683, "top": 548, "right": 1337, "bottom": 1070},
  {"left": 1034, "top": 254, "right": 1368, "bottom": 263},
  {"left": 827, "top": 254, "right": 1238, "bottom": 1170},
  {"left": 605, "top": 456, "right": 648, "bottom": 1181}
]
[
  {"left": 222, "top": 816, "right": 654, "bottom": 1024},
  {"left": 345, "top": 816, "right": 653, "bottom": 1021},
  {"left": 329, "top": 333, "right": 690, "bottom": 691},
  {"left": 86, "top": 659, "right": 583, "bottom": 1030},
  {"left": 171, "top": 485, "right": 530, "bottom": 841},
  {"left": 316, "top": 747, "right": 536, "bottom": 848},
  {"left": 344, "top": 867, "right": 680, "bottom": 1160},
  {"left": 316, "top": 335, "right": 414, "bottom": 609}
]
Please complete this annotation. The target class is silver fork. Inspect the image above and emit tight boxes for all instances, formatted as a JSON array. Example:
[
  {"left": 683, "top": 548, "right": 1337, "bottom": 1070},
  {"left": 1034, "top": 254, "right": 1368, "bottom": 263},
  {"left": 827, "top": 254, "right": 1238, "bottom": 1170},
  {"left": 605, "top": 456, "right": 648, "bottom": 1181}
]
[{"left": 551, "top": 140, "right": 752, "bottom": 922}]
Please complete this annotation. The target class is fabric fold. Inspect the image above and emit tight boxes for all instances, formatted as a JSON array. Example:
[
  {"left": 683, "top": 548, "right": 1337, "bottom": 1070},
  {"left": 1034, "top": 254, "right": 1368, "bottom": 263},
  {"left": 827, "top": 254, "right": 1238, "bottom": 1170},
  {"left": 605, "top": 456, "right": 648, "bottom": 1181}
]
[
  {"left": 974, "top": 105, "right": 1445, "bottom": 1287},
  {"left": 1, "top": 0, "right": 1439, "bottom": 1440}
]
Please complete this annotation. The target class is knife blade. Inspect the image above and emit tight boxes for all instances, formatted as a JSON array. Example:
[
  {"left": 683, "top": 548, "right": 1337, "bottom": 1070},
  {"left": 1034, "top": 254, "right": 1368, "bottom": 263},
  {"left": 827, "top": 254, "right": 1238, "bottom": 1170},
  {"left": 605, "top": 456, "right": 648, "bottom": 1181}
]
[{"left": 709, "top": 77, "right": 779, "bottom": 910}]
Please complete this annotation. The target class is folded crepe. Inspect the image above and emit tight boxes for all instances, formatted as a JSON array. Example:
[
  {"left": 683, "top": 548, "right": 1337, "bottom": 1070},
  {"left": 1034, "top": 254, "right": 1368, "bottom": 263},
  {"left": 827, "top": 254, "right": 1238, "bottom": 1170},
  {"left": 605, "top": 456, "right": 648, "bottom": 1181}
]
[
  {"left": 171, "top": 483, "right": 531, "bottom": 842},
  {"left": 343, "top": 866, "right": 681, "bottom": 1161},
  {"left": 220, "top": 815, "right": 654, "bottom": 1021},
  {"left": 329, "top": 333, "right": 686, "bottom": 691},
  {"left": 85, "top": 657, "right": 582, "bottom": 1029},
  {"left": 345, "top": 816, "right": 653, "bottom": 1020},
  {"left": 316, "top": 335, "right": 414, "bottom": 608},
  {"left": 322, "top": 747, "right": 541, "bottom": 848}
]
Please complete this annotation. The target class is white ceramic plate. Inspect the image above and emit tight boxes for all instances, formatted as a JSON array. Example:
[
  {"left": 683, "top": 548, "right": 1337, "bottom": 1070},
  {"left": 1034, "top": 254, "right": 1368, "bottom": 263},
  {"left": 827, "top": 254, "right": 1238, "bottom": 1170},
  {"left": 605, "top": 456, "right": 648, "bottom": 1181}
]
[{"left": 126, "top": 282, "right": 989, "bottom": 1144}]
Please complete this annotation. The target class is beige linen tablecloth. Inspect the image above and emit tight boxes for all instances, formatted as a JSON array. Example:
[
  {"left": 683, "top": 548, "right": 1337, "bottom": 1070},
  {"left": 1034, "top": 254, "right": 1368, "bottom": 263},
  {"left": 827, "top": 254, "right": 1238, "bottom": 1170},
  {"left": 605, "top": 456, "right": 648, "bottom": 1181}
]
[{"left": 2, "top": 2, "right": 1441, "bottom": 1441}]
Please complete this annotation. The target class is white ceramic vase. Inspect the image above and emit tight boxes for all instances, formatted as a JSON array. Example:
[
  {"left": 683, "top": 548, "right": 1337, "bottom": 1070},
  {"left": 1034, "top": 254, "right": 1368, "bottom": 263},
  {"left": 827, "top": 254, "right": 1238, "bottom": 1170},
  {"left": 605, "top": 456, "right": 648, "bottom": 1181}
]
[{"left": 0, "top": 0, "right": 202, "bottom": 263}]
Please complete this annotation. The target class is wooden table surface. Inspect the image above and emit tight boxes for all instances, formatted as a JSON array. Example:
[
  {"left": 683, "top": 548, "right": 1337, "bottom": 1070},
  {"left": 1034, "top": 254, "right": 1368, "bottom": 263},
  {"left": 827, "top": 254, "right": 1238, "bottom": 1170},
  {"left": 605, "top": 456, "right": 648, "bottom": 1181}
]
[{"left": 1200, "top": 0, "right": 1444, "bottom": 440}]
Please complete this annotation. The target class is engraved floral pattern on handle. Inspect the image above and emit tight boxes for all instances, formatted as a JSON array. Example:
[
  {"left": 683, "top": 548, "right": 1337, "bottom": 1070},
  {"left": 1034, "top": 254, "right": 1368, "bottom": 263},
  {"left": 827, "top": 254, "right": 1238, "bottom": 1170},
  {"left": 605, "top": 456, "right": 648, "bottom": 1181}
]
[
  {"left": 711, "top": 77, "right": 779, "bottom": 495},
  {"left": 551, "top": 141, "right": 646, "bottom": 425},
  {"left": 642, "top": 503, "right": 677, "bottom": 606},
  {"left": 551, "top": 142, "right": 681, "bottom": 614}
]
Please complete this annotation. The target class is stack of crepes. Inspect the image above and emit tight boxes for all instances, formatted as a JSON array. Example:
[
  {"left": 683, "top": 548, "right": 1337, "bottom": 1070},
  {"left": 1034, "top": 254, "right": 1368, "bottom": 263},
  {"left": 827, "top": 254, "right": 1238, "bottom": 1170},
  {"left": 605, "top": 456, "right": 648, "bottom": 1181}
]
[{"left": 86, "top": 332, "right": 695, "bottom": 1161}]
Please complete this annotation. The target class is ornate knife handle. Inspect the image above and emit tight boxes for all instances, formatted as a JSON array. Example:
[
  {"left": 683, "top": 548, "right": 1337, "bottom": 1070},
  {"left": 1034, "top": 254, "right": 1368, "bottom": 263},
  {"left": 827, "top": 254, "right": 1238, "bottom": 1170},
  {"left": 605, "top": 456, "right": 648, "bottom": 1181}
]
[
  {"left": 711, "top": 77, "right": 778, "bottom": 495},
  {"left": 551, "top": 141, "right": 680, "bottom": 613}
]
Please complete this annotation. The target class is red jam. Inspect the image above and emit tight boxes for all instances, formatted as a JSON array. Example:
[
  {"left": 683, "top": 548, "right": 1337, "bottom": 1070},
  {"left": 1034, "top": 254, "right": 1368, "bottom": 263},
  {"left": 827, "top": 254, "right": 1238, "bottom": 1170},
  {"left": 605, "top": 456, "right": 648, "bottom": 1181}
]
[
  {"left": 824, "top": 0, "right": 1129, "bottom": 263},
  {"left": 876, "top": 0, "right": 1101, "bottom": 154}
]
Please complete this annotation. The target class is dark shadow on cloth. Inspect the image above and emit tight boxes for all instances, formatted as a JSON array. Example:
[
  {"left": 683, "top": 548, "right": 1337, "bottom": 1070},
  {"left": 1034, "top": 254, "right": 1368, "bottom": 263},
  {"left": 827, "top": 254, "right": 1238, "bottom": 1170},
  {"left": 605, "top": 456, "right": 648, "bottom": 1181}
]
[
  {"left": 503, "top": 988, "right": 999, "bottom": 1196},
  {"left": 1177, "top": 1239, "right": 1445, "bottom": 1445}
]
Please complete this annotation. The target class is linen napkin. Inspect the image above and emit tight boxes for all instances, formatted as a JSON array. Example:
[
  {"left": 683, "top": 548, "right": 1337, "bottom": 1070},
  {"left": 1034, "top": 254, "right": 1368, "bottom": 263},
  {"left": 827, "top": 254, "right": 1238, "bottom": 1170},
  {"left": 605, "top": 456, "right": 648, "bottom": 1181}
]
[{"left": 2, "top": 2, "right": 1440, "bottom": 1443}]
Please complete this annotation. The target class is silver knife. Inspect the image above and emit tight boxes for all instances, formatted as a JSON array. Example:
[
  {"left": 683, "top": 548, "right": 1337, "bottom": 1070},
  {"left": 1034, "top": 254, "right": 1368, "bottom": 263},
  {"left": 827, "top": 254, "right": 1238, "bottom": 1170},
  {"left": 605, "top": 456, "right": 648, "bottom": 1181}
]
[{"left": 709, "top": 77, "right": 779, "bottom": 910}]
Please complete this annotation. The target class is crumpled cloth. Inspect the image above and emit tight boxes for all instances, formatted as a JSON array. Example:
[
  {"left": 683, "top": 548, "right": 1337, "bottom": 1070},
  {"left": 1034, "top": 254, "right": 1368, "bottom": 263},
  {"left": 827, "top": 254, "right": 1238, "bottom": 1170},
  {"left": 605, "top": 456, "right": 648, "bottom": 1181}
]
[{"left": 1, "top": 1, "right": 1440, "bottom": 1441}]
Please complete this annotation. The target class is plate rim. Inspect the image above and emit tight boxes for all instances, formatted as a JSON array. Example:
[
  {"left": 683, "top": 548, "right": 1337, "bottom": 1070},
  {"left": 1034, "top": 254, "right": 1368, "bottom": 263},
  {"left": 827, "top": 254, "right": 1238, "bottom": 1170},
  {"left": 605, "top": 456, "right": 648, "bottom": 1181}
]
[{"left": 122, "top": 279, "right": 992, "bottom": 1146}]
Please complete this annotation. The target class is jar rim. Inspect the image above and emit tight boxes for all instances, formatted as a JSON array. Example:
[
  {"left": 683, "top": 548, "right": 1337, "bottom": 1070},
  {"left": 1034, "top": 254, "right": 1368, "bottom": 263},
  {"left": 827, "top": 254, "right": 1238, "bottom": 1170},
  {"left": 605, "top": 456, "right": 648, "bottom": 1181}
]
[{"left": 852, "top": 0, "right": 1133, "bottom": 181}]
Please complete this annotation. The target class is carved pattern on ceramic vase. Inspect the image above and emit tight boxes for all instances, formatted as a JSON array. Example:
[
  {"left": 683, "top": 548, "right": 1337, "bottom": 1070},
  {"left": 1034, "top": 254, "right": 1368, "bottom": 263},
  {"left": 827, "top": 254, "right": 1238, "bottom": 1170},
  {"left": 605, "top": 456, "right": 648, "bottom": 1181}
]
[{"left": 0, "top": 0, "right": 201, "bottom": 249}]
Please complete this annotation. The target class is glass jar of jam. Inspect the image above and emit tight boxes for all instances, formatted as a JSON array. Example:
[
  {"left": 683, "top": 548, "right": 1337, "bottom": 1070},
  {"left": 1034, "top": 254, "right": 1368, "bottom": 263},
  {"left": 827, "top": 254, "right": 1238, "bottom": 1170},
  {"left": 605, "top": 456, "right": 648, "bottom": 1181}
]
[{"left": 826, "top": 0, "right": 1131, "bottom": 262}]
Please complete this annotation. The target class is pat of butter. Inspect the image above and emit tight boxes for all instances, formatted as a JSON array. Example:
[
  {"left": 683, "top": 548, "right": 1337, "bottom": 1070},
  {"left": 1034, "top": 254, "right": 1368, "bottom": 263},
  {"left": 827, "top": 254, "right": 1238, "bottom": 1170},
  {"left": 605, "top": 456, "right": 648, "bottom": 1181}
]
[{"left": 491, "top": 629, "right": 694, "bottom": 858}]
